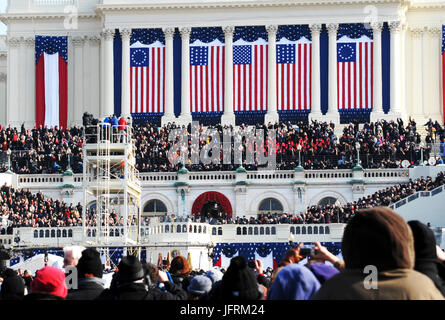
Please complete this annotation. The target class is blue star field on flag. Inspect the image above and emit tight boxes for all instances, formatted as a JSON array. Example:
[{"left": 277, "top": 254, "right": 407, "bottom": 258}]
[
  {"left": 130, "top": 48, "right": 150, "bottom": 67},
  {"left": 337, "top": 43, "right": 356, "bottom": 62},
  {"left": 233, "top": 45, "right": 252, "bottom": 65},
  {"left": 277, "top": 44, "right": 296, "bottom": 64},
  {"left": 35, "top": 36, "right": 68, "bottom": 63},
  {"left": 190, "top": 46, "right": 208, "bottom": 66}
]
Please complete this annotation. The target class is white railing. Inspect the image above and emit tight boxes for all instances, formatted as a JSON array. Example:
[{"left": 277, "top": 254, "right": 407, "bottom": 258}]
[
  {"left": 389, "top": 184, "right": 445, "bottom": 210},
  {"left": 12, "top": 222, "right": 346, "bottom": 247},
  {"left": 15, "top": 168, "right": 410, "bottom": 188},
  {"left": 33, "top": 0, "right": 75, "bottom": 6}
]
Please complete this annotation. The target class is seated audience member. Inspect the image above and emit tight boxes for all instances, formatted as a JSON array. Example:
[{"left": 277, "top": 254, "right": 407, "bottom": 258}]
[
  {"left": 408, "top": 220, "right": 445, "bottom": 296},
  {"left": 312, "top": 207, "right": 445, "bottom": 300},
  {"left": 24, "top": 266, "right": 68, "bottom": 300},
  {"left": 268, "top": 264, "right": 321, "bottom": 300},
  {"left": 67, "top": 248, "right": 105, "bottom": 300}
]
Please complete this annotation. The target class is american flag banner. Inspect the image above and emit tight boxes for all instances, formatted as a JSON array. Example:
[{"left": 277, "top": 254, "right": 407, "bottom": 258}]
[
  {"left": 130, "top": 29, "right": 165, "bottom": 114},
  {"left": 442, "top": 25, "right": 445, "bottom": 123},
  {"left": 276, "top": 39, "right": 312, "bottom": 111},
  {"left": 337, "top": 26, "right": 374, "bottom": 111},
  {"left": 35, "top": 36, "right": 68, "bottom": 128},
  {"left": 190, "top": 40, "right": 225, "bottom": 113}
]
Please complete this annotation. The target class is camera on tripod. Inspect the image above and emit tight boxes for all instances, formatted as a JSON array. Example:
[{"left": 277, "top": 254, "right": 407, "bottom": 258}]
[{"left": 83, "top": 112, "right": 99, "bottom": 143}]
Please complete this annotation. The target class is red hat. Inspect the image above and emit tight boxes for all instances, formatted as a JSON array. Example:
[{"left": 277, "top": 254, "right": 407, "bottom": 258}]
[{"left": 30, "top": 266, "right": 68, "bottom": 299}]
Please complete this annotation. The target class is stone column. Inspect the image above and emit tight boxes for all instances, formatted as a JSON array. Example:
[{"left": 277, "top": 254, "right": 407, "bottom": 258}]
[
  {"left": 88, "top": 35, "right": 101, "bottom": 122},
  {"left": 7, "top": 37, "right": 21, "bottom": 127},
  {"left": 389, "top": 21, "right": 402, "bottom": 119},
  {"left": 221, "top": 26, "right": 236, "bottom": 126},
  {"left": 101, "top": 29, "right": 115, "bottom": 119},
  {"left": 24, "top": 37, "right": 36, "bottom": 128},
  {"left": 161, "top": 27, "right": 176, "bottom": 125},
  {"left": 73, "top": 36, "right": 85, "bottom": 125},
  {"left": 121, "top": 28, "right": 132, "bottom": 119},
  {"left": 0, "top": 73, "right": 7, "bottom": 127},
  {"left": 309, "top": 23, "right": 322, "bottom": 121},
  {"left": 410, "top": 27, "right": 425, "bottom": 121},
  {"left": 370, "top": 22, "right": 384, "bottom": 122},
  {"left": 265, "top": 25, "right": 279, "bottom": 125},
  {"left": 326, "top": 23, "right": 340, "bottom": 124},
  {"left": 179, "top": 27, "right": 192, "bottom": 125},
  {"left": 425, "top": 26, "right": 442, "bottom": 122}
]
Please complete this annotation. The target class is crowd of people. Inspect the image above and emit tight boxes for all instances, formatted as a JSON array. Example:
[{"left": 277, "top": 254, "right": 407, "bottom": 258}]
[
  {"left": 0, "top": 169, "right": 444, "bottom": 231},
  {"left": 0, "top": 118, "right": 444, "bottom": 174},
  {"left": 1, "top": 208, "right": 445, "bottom": 300}
]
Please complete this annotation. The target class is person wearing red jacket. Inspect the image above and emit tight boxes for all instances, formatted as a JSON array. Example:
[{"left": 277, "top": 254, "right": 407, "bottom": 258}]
[{"left": 118, "top": 116, "right": 128, "bottom": 143}]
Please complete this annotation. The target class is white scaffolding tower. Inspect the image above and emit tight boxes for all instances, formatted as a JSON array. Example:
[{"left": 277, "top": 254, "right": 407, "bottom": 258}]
[{"left": 82, "top": 122, "right": 142, "bottom": 258}]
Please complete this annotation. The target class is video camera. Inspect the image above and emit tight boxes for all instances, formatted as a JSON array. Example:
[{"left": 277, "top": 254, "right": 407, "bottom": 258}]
[{"left": 82, "top": 112, "right": 99, "bottom": 127}]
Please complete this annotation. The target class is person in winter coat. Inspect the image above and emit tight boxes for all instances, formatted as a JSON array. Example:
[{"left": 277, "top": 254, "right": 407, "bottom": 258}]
[
  {"left": 408, "top": 220, "right": 445, "bottom": 296},
  {"left": 168, "top": 255, "right": 193, "bottom": 292},
  {"left": 67, "top": 248, "right": 105, "bottom": 300},
  {"left": 313, "top": 207, "right": 444, "bottom": 300},
  {"left": 142, "top": 263, "right": 188, "bottom": 300}
]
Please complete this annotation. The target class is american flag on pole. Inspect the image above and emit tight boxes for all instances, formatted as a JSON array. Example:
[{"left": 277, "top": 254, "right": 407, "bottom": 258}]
[
  {"left": 276, "top": 39, "right": 312, "bottom": 111},
  {"left": 442, "top": 25, "right": 445, "bottom": 122},
  {"left": 337, "top": 36, "right": 373, "bottom": 110},
  {"left": 130, "top": 42, "right": 165, "bottom": 114},
  {"left": 233, "top": 40, "right": 268, "bottom": 112},
  {"left": 190, "top": 41, "right": 225, "bottom": 113}
]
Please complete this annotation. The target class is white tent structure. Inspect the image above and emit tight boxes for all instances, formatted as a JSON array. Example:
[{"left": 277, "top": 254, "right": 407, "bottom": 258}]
[{"left": 10, "top": 254, "right": 64, "bottom": 276}]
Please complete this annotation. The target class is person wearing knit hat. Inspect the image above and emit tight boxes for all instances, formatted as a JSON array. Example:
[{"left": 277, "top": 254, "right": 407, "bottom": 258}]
[
  {"left": 187, "top": 275, "right": 212, "bottom": 300},
  {"left": 313, "top": 207, "right": 445, "bottom": 300},
  {"left": 0, "top": 275, "right": 25, "bottom": 300},
  {"left": 206, "top": 268, "right": 223, "bottom": 285},
  {"left": 408, "top": 220, "right": 445, "bottom": 296},
  {"left": 24, "top": 266, "right": 68, "bottom": 300},
  {"left": 268, "top": 264, "right": 321, "bottom": 300},
  {"left": 217, "top": 256, "right": 263, "bottom": 300},
  {"left": 67, "top": 248, "right": 105, "bottom": 300}
]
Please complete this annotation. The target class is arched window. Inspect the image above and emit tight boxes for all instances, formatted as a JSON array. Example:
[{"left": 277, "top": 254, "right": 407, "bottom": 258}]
[
  {"left": 143, "top": 200, "right": 168, "bottom": 217},
  {"left": 314, "top": 226, "right": 318, "bottom": 234},
  {"left": 39, "top": 230, "right": 44, "bottom": 238},
  {"left": 260, "top": 227, "right": 264, "bottom": 235},
  {"left": 254, "top": 227, "right": 258, "bottom": 235},
  {"left": 236, "top": 227, "right": 241, "bottom": 235},
  {"left": 34, "top": 230, "right": 38, "bottom": 238},
  {"left": 295, "top": 227, "right": 300, "bottom": 234},
  {"left": 248, "top": 227, "right": 253, "bottom": 235},
  {"left": 258, "top": 198, "right": 284, "bottom": 215},
  {"left": 325, "top": 226, "right": 330, "bottom": 234},
  {"left": 182, "top": 225, "right": 187, "bottom": 233},
  {"left": 290, "top": 227, "right": 295, "bottom": 234},
  {"left": 318, "top": 197, "right": 340, "bottom": 207},
  {"left": 242, "top": 227, "right": 247, "bottom": 235},
  {"left": 51, "top": 230, "right": 55, "bottom": 238},
  {"left": 62, "top": 229, "right": 67, "bottom": 238},
  {"left": 271, "top": 226, "right": 276, "bottom": 235},
  {"left": 68, "top": 229, "right": 73, "bottom": 237},
  {"left": 302, "top": 226, "right": 306, "bottom": 234},
  {"left": 308, "top": 226, "right": 312, "bottom": 234},
  {"left": 218, "top": 227, "right": 222, "bottom": 235},
  {"left": 177, "top": 225, "right": 182, "bottom": 233},
  {"left": 319, "top": 226, "right": 324, "bottom": 234},
  {"left": 212, "top": 227, "right": 217, "bottom": 235},
  {"left": 110, "top": 229, "right": 114, "bottom": 237},
  {"left": 265, "top": 227, "right": 270, "bottom": 235}
]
